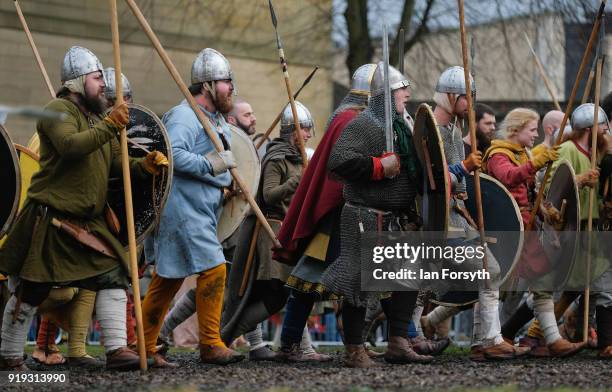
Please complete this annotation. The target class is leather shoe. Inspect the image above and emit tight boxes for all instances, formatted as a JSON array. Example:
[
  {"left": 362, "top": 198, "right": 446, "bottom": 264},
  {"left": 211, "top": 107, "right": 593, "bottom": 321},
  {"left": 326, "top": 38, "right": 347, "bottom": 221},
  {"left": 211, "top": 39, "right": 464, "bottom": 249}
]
[
  {"left": 199, "top": 344, "right": 244, "bottom": 365},
  {"left": 106, "top": 347, "right": 142, "bottom": 371},
  {"left": 548, "top": 338, "right": 585, "bottom": 358},
  {"left": 385, "top": 336, "right": 433, "bottom": 364},
  {"left": 483, "top": 341, "right": 530, "bottom": 360}
]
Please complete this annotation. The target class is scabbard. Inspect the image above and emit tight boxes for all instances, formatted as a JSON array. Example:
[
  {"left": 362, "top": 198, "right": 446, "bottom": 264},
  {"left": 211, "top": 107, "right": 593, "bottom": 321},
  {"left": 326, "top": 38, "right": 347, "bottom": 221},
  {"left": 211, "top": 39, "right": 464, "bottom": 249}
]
[{"left": 50, "top": 218, "right": 117, "bottom": 259}]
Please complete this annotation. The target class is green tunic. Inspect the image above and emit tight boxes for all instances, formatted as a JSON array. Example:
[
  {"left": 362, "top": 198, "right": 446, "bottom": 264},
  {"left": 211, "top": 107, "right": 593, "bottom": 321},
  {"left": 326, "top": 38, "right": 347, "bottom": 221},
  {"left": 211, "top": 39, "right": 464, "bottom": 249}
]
[
  {"left": 551, "top": 140, "right": 608, "bottom": 289},
  {"left": 551, "top": 140, "right": 600, "bottom": 221},
  {"left": 0, "top": 98, "right": 148, "bottom": 284}
]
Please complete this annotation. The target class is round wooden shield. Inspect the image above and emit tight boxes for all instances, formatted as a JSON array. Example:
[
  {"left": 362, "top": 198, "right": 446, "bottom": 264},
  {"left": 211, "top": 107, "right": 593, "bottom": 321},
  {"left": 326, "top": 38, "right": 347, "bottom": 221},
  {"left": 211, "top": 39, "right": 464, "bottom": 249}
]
[
  {"left": 465, "top": 173, "right": 524, "bottom": 283},
  {"left": 543, "top": 159, "right": 580, "bottom": 287},
  {"left": 217, "top": 124, "right": 261, "bottom": 242},
  {"left": 0, "top": 125, "right": 20, "bottom": 237},
  {"left": 413, "top": 103, "right": 449, "bottom": 231},
  {"left": 107, "top": 104, "right": 173, "bottom": 246}
]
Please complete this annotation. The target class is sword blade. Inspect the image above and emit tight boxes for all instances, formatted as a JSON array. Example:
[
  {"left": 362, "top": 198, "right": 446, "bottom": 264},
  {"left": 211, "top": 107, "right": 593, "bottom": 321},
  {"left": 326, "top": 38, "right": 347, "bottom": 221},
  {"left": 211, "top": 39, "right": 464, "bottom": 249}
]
[{"left": 383, "top": 24, "right": 393, "bottom": 153}]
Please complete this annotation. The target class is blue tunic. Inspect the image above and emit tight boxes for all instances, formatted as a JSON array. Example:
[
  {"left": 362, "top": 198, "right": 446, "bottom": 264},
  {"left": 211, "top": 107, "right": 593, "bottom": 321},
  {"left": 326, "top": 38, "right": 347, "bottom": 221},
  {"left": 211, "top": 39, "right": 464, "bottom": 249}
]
[{"left": 146, "top": 100, "right": 232, "bottom": 278}]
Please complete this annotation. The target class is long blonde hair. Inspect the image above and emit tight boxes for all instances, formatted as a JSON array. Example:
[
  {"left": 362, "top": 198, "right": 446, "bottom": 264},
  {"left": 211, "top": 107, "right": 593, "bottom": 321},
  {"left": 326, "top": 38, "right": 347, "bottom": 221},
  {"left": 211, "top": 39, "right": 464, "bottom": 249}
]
[{"left": 501, "top": 108, "right": 540, "bottom": 138}]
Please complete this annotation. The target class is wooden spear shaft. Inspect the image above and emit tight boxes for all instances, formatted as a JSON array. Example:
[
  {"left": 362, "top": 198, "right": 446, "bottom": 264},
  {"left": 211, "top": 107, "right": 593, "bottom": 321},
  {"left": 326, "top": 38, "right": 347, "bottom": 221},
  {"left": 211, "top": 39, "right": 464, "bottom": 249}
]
[
  {"left": 526, "top": 2, "right": 606, "bottom": 231},
  {"left": 524, "top": 33, "right": 561, "bottom": 111},
  {"left": 255, "top": 66, "right": 318, "bottom": 150},
  {"left": 13, "top": 0, "right": 55, "bottom": 98},
  {"left": 109, "top": 0, "right": 147, "bottom": 371},
  {"left": 124, "top": 0, "right": 280, "bottom": 247},
  {"left": 268, "top": 0, "right": 307, "bottom": 168},
  {"left": 581, "top": 67, "right": 595, "bottom": 104},
  {"left": 457, "top": 0, "right": 488, "bottom": 275},
  {"left": 583, "top": 56, "right": 603, "bottom": 342}
]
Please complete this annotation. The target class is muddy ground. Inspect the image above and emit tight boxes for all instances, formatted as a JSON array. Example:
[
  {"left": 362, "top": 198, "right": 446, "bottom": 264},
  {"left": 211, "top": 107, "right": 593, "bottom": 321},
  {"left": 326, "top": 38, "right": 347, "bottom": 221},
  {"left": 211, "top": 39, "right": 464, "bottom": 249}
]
[{"left": 4, "top": 347, "right": 611, "bottom": 392}]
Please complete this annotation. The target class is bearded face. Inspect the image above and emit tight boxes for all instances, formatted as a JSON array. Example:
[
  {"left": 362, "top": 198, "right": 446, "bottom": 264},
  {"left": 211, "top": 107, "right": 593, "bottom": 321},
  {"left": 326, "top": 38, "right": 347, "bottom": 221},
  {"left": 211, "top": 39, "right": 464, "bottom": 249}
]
[
  {"left": 213, "top": 80, "right": 234, "bottom": 114},
  {"left": 82, "top": 72, "right": 108, "bottom": 115}
]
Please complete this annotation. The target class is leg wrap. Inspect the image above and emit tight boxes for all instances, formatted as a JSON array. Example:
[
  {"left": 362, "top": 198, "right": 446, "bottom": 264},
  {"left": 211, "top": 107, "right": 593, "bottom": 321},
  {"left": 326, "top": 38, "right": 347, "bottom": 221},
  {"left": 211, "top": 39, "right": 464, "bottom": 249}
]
[
  {"left": 245, "top": 324, "right": 265, "bottom": 351},
  {"left": 1, "top": 296, "right": 37, "bottom": 359},
  {"left": 478, "top": 289, "right": 503, "bottom": 347},
  {"left": 160, "top": 288, "right": 196, "bottom": 340},
  {"left": 96, "top": 289, "right": 127, "bottom": 352}
]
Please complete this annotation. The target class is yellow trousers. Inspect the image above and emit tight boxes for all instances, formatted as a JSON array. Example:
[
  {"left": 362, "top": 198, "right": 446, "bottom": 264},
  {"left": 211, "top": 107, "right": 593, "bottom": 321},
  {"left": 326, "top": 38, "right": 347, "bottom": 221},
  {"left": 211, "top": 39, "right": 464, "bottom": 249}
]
[
  {"left": 142, "top": 263, "right": 227, "bottom": 354},
  {"left": 39, "top": 288, "right": 96, "bottom": 358}
]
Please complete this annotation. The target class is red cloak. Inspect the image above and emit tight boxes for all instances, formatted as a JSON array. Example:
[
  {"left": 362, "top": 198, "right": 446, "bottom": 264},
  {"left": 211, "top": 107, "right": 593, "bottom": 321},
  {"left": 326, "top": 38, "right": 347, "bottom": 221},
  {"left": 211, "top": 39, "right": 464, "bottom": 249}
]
[{"left": 273, "top": 109, "right": 360, "bottom": 264}]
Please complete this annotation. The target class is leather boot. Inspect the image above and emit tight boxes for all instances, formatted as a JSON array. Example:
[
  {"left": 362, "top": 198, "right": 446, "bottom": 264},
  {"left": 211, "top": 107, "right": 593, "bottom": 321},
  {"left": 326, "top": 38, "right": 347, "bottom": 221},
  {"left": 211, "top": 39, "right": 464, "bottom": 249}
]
[
  {"left": 409, "top": 336, "right": 450, "bottom": 356},
  {"left": 470, "top": 345, "right": 485, "bottom": 362},
  {"left": 249, "top": 345, "right": 277, "bottom": 361},
  {"left": 199, "top": 344, "right": 244, "bottom": 365},
  {"left": 385, "top": 336, "right": 433, "bottom": 364},
  {"left": 345, "top": 344, "right": 381, "bottom": 368},
  {"left": 66, "top": 355, "right": 104, "bottom": 369},
  {"left": 596, "top": 305, "right": 612, "bottom": 359},
  {"left": 0, "top": 356, "right": 29, "bottom": 371},
  {"left": 148, "top": 352, "right": 178, "bottom": 368},
  {"left": 547, "top": 338, "right": 585, "bottom": 357},
  {"left": 483, "top": 341, "right": 530, "bottom": 360},
  {"left": 105, "top": 347, "right": 141, "bottom": 371},
  {"left": 274, "top": 343, "right": 332, "bottom": 363}
]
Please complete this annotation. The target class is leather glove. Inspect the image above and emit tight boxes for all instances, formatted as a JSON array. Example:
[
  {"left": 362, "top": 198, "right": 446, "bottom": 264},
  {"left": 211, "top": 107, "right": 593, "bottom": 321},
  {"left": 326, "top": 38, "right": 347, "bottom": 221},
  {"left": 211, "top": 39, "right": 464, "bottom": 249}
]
[
  {"left": 541, "top": 201, "right": 562, "bottom": 228},
  {"left": 143, "top": 151, "right": 169, "bottom": 175},
  {"left": 206, "top": 150, "right": 237, "bottom": 176},
  {"left": 104, "top": 102, "right": 129, "bottom": 129},
  {"left": 462, "top": 151, "right": 482, "bottom": 172},
  {"left": 531, "top": 146, "right": 559, "bottom": 171},
  {"left": 577, "top": 168, "right": 600, "bottom": 189}
]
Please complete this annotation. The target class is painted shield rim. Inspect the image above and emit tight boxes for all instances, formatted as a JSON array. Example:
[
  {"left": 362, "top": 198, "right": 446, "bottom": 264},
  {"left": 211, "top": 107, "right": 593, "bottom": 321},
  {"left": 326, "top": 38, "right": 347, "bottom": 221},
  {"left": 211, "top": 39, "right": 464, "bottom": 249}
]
[
  {"left": 545, "top": 159, "right": 580, "bottom": 287},
  {"left": 413, "top": 103, "right": 450, "bottom": 232},
  {"left": 127, "top": 103, "right": 173, "bottom": 244},
  {"left": 0, "top": 125, "right": 20, "bottom": 237},
  {"left": 431, "top": 172, "right": 525, "bottom": 307}
]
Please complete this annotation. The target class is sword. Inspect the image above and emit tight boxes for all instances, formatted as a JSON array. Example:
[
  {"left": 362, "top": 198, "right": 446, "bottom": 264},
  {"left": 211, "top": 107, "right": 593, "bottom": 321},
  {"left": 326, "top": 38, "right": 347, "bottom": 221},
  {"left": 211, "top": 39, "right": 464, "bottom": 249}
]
[
  {"left": 383, "top": 24, "right": 393, "bottom": 153},
  {"left": 398, "top": 27, "right": 405, "bottom": 74}
]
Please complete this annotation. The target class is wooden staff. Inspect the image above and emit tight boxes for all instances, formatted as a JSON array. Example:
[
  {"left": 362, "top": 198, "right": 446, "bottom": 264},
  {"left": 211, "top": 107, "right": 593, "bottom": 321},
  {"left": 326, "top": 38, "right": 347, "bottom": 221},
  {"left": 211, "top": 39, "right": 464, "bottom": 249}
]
[
  {"left": 14, "top": 0, "right": 54, "bottom": 98},
  {"left": 255, "top": 66, "right": 319, "bottom": 150},
  {"left": 581, "top": 61, "right": 596, "bottom": 104},
  {"left": 523, "top": 32, "right": 562, "bottom": 111},
  {"left": 124, "top": 0, "right": 280, "bottom": 247},
  {"left": 583, "top": 53, "right": 604, "bottom": 343},
  {"left": 457, "top": 0, "right": 488, "bottom": 275},
  {"left": 267, "top": 0, "right": 308, "bottom": 168},
  {"left": 109, "top": 0, "right": 147, "bottom": 371},
  {"left": 526, "top": 1, "right": 606, "bottom": 231}
]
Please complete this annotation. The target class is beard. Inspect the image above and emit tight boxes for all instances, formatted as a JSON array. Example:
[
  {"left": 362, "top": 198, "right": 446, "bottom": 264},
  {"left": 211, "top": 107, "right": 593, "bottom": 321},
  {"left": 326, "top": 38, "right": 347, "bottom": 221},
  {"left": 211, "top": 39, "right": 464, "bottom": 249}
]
[
  {"left": 237, "top": 119, "right": 256, "bottom": 135},
  {"left": 216, "top": 92, "right": 233, "bottom": 115},
  {"left": 476, "top": 128, "right": 492, "bottom": 151},
  {"left": 82, "top": 90, "right": 108, "bottom": 115}
]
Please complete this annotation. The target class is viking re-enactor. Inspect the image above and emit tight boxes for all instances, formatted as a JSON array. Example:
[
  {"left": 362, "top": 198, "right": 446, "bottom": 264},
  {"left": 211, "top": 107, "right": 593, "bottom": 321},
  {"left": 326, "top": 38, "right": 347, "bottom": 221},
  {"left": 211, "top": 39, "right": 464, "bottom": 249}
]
[
  {"left": 321, "top": 62, "right": 434, "bottom": 367},
  {"left": 140, "top": 48, "right": 244, "bottom": 367},
  {"left": 0, "top": 46, "right": 168, "bottom": 371}
]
